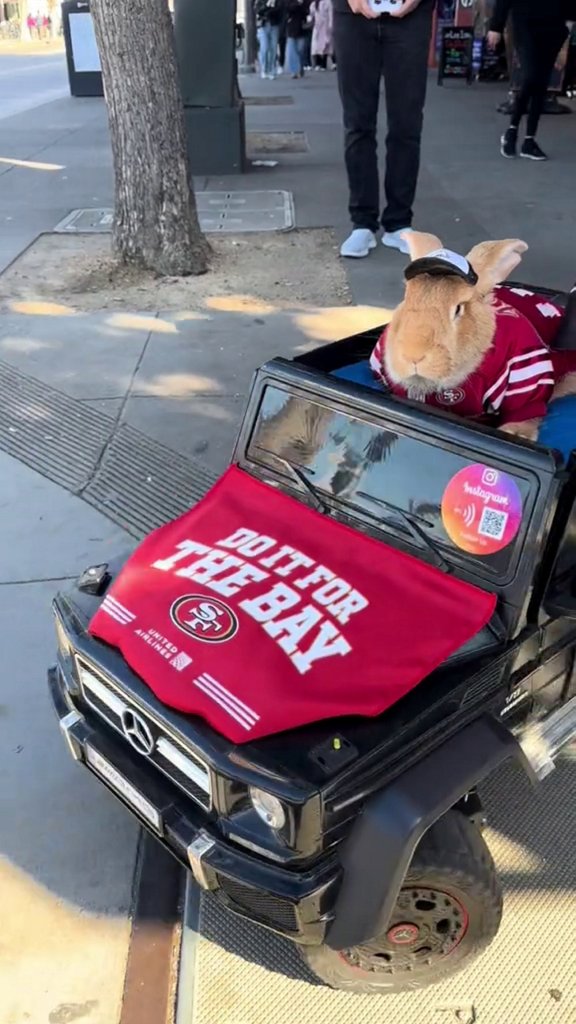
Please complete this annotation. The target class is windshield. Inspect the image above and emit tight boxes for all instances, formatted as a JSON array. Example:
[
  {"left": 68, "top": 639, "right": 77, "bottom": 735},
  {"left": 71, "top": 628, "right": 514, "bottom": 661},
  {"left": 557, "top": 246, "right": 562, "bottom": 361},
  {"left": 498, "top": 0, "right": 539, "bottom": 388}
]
[{"left": 247, "top": 386, "right": 536, "bottom": 582}]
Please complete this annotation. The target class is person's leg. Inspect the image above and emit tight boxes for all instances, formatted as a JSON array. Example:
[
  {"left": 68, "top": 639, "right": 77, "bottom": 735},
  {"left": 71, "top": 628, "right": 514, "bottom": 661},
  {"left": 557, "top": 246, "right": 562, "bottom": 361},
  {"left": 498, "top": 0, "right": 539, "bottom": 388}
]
[
  {"left": 297, "top": 35, "right": 307, "bottom": 75},
  {"left": 380, "top": 5, "right": 433, "bottom": 238},
  {"left": 286, "top": 37, "right": 298, "bottom": 76},
  {"left": 333, "top": 11, "right": 382, "bottom": 236},
  {"left": 257, "top": 26, "right": 268, "bottom": 76},
  {"left": 268, "top": 24, "right": 280, "bottom": 75},
  {"left": 524, "top": 24, "right": 568, "bottom": 139},
  {"left": 508, "top": 19, "right": 535, "bottom": 128}
]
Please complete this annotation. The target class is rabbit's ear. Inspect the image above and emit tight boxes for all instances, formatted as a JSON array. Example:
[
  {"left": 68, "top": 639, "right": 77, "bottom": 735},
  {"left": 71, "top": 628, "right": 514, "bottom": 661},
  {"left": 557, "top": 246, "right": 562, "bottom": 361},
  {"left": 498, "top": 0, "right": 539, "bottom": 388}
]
[
  {"left": 466, "top": 240, "right": 528, "bottom": 295},
  {"left": 403, "top": 231, "right": 443, "bottom": 262}
]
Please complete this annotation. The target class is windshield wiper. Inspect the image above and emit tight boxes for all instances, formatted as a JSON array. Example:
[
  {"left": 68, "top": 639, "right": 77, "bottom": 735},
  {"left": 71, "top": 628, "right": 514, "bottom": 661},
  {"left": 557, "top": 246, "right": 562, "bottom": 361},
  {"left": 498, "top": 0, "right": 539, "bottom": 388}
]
[
  {"left": 356, "top": 491, "right": 451, "bottom": 571},
  {"left": 253, "top": 447, "right": 449, "bottom": 568},
  {"left": 253, "top": 447, "right": 330, "bottom": 514}
]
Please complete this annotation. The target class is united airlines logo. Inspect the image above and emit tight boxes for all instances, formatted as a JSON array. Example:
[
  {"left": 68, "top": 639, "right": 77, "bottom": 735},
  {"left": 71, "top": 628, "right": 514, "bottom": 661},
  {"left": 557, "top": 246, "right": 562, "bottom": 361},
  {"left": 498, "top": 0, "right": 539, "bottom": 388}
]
[{"left": 170, "top": 595, "right": 239, "bottom": 644}]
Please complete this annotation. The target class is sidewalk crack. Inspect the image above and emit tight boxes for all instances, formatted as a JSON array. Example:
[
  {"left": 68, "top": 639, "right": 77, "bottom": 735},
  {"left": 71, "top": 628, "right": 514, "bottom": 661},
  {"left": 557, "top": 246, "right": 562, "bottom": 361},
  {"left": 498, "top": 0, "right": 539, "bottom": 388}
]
[{"left": 77, "top": 325, "right": 154, "bottom": 496}]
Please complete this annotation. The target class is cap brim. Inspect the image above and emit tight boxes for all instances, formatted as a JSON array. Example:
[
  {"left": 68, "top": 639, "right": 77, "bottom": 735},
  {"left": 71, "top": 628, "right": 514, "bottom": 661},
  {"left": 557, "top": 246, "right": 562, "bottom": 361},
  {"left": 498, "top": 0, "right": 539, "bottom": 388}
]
[{"left": 405, "top": 256, "right": 478, "bottom": 286}]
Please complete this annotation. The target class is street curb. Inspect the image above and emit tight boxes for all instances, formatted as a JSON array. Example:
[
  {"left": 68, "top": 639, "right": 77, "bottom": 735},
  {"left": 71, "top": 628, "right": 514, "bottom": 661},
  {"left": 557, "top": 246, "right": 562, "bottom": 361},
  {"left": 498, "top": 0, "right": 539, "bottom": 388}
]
[
  {"left": 174, "top": 880, "right": 202, "bottom": 1024},
  {"left": 120, "top": 833, "right": 185, "bottom": 1024}
]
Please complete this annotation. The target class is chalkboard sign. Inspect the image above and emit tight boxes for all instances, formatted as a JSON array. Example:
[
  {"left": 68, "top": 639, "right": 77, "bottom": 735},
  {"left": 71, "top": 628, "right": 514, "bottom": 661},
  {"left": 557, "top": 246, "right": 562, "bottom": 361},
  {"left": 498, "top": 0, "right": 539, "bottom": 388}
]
[{"left": 438, "top": 27, "right": 474, "bottom": 85}]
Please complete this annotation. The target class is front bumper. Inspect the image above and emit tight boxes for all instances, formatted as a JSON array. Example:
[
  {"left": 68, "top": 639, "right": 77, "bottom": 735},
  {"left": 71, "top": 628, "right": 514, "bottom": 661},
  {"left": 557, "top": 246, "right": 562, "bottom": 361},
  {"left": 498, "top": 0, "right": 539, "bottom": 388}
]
[{"left": 49, "top": 665, "right": 339, "bottom": 945}]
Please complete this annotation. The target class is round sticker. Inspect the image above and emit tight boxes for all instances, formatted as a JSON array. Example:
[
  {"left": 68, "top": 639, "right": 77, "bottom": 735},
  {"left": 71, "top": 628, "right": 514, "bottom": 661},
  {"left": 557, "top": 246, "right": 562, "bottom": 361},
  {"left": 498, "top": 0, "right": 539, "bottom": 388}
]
[
  {"left": 441, "top": 464, "right": 523, "bottom": 556},
  {"left": 170, "top": 595, "right": 239, "bottom": 643}
]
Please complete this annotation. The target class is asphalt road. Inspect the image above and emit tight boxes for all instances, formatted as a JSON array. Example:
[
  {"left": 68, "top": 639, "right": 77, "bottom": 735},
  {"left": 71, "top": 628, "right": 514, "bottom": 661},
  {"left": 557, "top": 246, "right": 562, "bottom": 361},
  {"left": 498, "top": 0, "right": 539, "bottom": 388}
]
[{"left": 0, "top": 52, "right": 68, "bottom": 121}]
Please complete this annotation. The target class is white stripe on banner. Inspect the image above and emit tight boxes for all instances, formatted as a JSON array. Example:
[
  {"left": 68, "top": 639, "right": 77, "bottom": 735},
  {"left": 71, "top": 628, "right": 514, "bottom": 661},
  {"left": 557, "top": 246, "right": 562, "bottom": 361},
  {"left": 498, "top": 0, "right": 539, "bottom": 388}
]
[
  {"left": 104, "top": 594, "right": 135, "bottom": 621},
  {"left": 199, "top": 672, "right": 260, "bottom": 723},
  {"left": 193, "top": 677, "right": 254, "bottom": 731},
  {"left": 101, "top": 603, "right": 132, "bottom": 627},
  {"left": 197, "top": 674, "right": 259, "bottom": 726}
]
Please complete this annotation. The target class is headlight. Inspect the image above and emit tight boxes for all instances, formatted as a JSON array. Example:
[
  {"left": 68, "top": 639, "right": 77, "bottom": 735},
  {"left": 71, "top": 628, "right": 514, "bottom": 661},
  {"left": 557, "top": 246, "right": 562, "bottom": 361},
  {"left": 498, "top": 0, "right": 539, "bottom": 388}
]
[
  {"left": 249, "top": 787, "right": 286, "bottom": 830},
  {"left": 54, "top": 613, "right": 72, "bottom": 659}
]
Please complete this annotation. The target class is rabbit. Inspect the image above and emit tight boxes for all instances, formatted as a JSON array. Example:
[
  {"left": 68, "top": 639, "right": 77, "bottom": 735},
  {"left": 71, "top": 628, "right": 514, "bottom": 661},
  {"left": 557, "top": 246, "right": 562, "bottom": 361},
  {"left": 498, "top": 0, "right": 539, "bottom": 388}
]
[{"left": 370, "top": 232, "right": 576, "bottom": 442}]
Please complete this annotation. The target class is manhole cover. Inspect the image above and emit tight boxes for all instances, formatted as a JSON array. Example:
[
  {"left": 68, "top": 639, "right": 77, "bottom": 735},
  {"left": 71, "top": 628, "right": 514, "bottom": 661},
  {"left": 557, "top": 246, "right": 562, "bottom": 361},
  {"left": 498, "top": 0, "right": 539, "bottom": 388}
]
[
  {"left": 54, "top": 208, "right": 114, "bottom": 233},
  {"left": 243, "top": 95, "right": 294, "bottom": 106},
  {"left": 54, "top": 191, "right": 295, "bottom": 235},
  {"left": 247, "top": 131, "right": 308, "bottom": 154}
]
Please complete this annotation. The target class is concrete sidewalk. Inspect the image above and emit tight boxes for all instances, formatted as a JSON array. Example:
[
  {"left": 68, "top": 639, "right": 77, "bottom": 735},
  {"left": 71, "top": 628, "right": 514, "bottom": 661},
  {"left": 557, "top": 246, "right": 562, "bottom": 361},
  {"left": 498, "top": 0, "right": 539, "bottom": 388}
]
[{"left": 0, "top": 453, "right": 139, "bottom": 1024}]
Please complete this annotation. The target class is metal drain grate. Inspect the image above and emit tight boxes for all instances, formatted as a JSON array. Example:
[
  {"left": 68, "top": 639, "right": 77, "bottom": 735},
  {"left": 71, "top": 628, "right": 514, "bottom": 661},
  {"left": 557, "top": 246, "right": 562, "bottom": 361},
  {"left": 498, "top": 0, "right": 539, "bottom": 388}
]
[
  {"left": 54, "top": 192, "right": 295, "bottom": 235},
  {"left": 0, "top": 360, "right": 111, "bottom": 491},
  {"left": 0, "top": 361, "right": 217, "bottom": 537},
  {"left": 195, "top": 191, "right": 294, "bottom": 233},
  {"left": 83, "top": 423, "right": 217, "bottom": 538}
]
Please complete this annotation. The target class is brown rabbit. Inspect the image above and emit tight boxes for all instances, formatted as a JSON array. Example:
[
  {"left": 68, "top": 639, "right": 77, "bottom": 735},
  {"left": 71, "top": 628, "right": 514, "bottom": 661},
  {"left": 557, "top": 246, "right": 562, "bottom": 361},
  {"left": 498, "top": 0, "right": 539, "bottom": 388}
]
[{"left": 370, "top": 232, "right": 576, "bottom": 442}]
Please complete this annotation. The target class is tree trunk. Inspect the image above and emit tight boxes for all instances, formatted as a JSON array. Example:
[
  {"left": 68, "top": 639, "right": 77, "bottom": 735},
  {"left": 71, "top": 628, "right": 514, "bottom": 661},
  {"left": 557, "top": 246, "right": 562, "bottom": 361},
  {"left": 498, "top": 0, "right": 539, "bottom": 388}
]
[{"left": 91, "top": 0, "right": 209, "bottom": 276}]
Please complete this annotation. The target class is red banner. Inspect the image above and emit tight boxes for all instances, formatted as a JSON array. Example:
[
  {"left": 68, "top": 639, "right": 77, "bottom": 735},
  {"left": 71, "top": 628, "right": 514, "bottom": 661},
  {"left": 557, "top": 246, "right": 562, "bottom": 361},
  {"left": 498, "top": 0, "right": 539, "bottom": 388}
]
[{"left": 89, "top": 467, "right": 496, "bottom": 743}]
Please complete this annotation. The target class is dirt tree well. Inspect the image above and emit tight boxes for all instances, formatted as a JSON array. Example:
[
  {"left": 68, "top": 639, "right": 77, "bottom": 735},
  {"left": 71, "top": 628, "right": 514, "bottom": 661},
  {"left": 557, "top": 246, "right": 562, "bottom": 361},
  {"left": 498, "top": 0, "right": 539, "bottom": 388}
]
[{"left": 91, "top": 0, "right": 209, "bottom": 276}]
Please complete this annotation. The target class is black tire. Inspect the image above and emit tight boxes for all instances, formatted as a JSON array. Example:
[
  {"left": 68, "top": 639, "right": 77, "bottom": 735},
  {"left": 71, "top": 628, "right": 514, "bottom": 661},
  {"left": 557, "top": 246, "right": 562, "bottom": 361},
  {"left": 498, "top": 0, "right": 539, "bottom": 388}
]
[{"left": 301, "top": 810, "right": 502, "bottom": 994}]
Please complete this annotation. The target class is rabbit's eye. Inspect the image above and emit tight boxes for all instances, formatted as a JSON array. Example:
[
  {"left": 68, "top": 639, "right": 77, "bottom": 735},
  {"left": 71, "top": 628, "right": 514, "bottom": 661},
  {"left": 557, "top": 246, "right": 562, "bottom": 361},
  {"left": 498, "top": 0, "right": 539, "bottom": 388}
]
[{"left": 454, "top": 304, "right": 464, "bottom": 319}]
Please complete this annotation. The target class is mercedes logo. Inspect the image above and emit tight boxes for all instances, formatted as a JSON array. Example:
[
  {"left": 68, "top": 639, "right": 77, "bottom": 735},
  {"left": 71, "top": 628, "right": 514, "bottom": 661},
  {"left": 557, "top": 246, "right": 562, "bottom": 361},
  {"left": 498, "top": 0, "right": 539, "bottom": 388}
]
[{"left": 121, "top": 709, "right": 154, "bottom": 756}]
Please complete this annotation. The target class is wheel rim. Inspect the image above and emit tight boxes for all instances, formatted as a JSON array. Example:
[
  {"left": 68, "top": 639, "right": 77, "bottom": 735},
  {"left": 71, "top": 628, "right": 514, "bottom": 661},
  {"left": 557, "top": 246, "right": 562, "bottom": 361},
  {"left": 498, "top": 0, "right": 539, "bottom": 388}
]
[{"left": 339, "top": 887, "right": 469, "bottom": 976}]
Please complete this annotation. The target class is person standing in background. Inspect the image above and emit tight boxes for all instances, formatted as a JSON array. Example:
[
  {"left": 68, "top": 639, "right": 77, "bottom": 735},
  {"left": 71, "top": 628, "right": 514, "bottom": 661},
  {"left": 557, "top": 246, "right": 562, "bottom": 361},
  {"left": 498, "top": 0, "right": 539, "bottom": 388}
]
[
  {"left": 310, "top": 0, "right": 334, "bottom": 68},
  {"left": 488, "top": 0, "right": 569, "bottom": 160},
  {"left": 255, "top": 0, "right": 283, "bottom": 79},
  {"left": 334, "top": 0, "right": 434, "bottom": 259},
  {"left": 285, "top": 0, "right": 311, "bottom": 77}
]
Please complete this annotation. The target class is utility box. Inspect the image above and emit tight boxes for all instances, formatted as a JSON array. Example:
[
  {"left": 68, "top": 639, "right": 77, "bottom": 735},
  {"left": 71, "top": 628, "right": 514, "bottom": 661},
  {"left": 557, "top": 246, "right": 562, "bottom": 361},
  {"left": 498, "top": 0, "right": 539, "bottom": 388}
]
[
  {"left": 61, "top": 0, "right": 104, "bottom": 98},
  {"left": 173, "top": 0, "right": 246, "bottom": 176}
]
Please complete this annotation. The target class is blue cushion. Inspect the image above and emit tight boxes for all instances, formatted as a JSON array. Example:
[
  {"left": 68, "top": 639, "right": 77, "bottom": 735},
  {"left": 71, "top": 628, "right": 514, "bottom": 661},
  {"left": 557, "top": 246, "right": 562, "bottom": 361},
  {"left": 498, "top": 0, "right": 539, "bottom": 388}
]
[
  {"left": 538, "top": 395, "right": 576, "bottom": 463},
  {"left": 332, "top": 361, "right": 381, "bottom": 391}
]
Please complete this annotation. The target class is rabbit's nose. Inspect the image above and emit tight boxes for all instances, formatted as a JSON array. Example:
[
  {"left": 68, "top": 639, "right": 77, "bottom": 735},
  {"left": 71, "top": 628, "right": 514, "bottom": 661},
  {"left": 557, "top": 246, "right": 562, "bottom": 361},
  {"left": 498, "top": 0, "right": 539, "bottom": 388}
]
[{"left": 411, "top": 355, "right": 425, "bottom": 369}]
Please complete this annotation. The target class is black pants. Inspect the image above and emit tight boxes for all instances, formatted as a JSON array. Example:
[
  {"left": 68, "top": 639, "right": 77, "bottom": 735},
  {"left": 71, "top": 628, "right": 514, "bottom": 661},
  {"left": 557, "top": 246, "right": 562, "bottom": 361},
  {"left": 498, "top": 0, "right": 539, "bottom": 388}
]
[
  {"left": 333, "top": 7, "right": 433, "bottom": 234},
  {"left": 511, "top": 17, "right": 568, "bottom": 136}
]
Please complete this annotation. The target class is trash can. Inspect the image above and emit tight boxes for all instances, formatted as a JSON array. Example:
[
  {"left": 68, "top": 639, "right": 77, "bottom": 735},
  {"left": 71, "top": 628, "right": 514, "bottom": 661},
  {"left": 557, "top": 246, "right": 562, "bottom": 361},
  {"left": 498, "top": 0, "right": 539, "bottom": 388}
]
[{"left": 61, "top": 0, "right": 104, "bottom": 98}]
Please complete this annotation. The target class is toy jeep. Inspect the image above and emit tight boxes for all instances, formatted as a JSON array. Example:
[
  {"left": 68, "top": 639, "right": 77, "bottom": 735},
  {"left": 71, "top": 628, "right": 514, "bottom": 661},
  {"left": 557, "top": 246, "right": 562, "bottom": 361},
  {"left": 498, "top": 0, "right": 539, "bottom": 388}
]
[{"left": 49, "top": 282, "right": 576, "bottom": 994}]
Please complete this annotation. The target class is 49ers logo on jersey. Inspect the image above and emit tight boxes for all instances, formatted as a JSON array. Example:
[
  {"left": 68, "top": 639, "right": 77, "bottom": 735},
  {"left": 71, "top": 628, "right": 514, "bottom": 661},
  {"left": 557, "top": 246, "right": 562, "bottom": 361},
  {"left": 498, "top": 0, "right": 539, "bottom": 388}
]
[
  {"left": 170, "top": 595, "right": 239, "bottom": 643},
  {"left": 436, "top": 386, "right": 465, "bottom": 406}
]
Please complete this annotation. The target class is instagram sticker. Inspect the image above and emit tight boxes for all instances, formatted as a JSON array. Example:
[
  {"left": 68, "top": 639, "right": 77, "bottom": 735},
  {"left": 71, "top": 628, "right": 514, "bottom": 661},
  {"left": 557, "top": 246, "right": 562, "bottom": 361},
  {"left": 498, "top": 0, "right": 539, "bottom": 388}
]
[{"left": 441, "top": 463, "right": 523, "bottom": 555}]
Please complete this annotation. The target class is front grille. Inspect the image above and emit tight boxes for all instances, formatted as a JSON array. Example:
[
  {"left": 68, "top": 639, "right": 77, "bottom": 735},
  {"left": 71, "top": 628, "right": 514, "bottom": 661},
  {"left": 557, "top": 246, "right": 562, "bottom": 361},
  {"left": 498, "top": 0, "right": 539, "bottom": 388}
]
[
  {"left": 218, "top": 876, "right": 298, "bottom": 932},
  {"left": 76, "top": 657, "right": 211, "bottom": 809}
]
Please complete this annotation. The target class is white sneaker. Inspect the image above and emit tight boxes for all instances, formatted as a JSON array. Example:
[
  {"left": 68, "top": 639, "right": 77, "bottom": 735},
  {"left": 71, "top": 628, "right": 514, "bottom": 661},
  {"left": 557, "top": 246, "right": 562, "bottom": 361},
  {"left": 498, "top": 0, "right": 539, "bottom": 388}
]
[
  {"left": 382, "top": 228, "right": 413, "bottom": 255},
  {"left": 340, "top": 228, "right": 378, "bottom": 259}
]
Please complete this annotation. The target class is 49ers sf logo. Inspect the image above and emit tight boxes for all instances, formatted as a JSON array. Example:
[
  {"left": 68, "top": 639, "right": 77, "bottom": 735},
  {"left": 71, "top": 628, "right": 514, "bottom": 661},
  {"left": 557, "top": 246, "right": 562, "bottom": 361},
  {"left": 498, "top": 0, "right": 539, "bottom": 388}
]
[
  {"left": 436, "top": 386, "right": 465, "bottom": 406},
  {"left": 170, "top": 595, "right": 239, "bottom": 644}
]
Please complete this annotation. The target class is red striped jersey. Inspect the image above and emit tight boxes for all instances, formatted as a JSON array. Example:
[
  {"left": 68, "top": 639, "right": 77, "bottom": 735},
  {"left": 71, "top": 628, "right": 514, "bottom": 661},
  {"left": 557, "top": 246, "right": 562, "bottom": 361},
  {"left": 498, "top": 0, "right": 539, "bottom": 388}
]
[{"left": 369, "top": 292, "right": 558, "bottom": 425}]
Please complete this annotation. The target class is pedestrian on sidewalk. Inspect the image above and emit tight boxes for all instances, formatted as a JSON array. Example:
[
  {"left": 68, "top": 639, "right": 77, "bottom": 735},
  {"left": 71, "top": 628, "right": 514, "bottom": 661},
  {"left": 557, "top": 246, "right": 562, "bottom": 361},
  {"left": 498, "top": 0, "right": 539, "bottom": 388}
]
[
  {"left": 255, "top": 0, "right": 283, "bottom": 79},
  {"left": 334, "top": 0, "right": 434, "bottom": 259},
  {"left": 488, "top": 0, "right": 570, "bottom": 161},
  {"left": 285, "top": 0, "right": 311, "bottom": 78},
  {"left": 309, "top": 0, "right": 334, "bottom": 69}
]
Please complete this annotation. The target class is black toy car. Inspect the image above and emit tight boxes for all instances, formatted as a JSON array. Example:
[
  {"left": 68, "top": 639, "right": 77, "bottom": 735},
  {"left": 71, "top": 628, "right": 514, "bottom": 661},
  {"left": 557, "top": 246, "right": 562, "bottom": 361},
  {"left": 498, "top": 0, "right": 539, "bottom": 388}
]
[{"left": 49, "top": 283, "right": 576, "bottom": 994}]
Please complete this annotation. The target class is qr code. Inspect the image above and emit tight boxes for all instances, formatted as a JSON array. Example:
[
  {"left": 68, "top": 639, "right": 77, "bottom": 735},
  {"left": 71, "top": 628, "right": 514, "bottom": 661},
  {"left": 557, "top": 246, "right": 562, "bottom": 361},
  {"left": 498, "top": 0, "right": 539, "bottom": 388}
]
[{"left": 478, "top": 506, "right": 509, "bottom": 541}]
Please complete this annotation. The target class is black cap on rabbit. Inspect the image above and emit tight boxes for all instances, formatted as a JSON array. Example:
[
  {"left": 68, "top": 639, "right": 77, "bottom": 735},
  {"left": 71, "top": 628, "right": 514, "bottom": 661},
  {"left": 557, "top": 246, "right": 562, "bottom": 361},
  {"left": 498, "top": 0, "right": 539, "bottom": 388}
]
[{"left": 405, "top": 247, "right": 478, "bottom": 286}]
